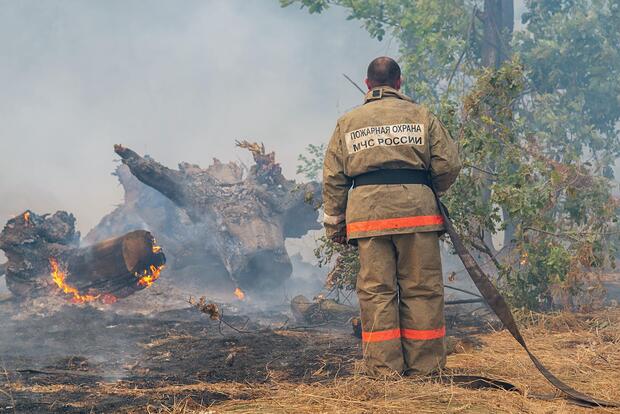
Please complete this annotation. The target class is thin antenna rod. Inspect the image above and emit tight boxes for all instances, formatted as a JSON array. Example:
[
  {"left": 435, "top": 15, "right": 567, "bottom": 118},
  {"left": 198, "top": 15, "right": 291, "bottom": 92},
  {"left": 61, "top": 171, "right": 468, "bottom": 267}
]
[{"left": 342, "top": 73, "right": 366, "bottom": 95}]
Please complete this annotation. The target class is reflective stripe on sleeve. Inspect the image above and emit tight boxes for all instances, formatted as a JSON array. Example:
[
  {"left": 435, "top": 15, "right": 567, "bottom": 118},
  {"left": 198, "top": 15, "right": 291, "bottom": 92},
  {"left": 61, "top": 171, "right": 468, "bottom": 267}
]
[
  {"left": 323, "top": 212, "right": 346, "bottom": 226},
  {"left": 361, "top": 328, "right": 401, "bottom": 343},
  {"left": 401, "top": 326, "right": 446, "bottom": 340},
  {"left": 347, "top": 215, "right": 444, "bottom": 234}
]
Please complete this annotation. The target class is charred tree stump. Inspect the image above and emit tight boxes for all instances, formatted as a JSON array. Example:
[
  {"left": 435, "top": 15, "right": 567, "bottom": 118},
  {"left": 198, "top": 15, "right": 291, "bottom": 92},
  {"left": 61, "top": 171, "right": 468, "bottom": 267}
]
[
  {"left": 102, "top": 142, "right": 321, "bottom": 293},
  {"left": 0, "top": 211, "right": 165, "bottom": 301}
]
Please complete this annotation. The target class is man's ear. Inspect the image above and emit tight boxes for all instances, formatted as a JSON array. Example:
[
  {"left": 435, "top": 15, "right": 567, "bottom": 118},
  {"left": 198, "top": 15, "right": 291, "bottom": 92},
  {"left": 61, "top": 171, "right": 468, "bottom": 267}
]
[
  {"left": 394, "top": 77, "right": 402, "bottom": 90},
  {"left": 365, "top": 78, "right": 373, "bottom": 91}
]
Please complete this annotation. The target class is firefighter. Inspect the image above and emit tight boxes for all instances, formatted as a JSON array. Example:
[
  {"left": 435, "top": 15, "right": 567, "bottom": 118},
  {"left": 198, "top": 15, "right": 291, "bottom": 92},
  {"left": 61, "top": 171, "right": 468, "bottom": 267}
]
[{"left": 322, "top": 57, "right": 461, "bottom": 377}]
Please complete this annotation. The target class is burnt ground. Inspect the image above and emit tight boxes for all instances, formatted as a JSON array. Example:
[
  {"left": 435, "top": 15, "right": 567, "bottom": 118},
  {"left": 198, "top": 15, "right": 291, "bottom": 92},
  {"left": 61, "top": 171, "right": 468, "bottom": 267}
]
[{"left": 0, "top": 293, "right": 491, "bottom": 414}]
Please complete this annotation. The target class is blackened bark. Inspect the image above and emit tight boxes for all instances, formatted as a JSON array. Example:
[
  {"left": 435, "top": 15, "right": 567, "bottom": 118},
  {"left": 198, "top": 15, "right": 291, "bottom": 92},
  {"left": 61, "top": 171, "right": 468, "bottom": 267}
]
[{"left": 101, "top": 142, "right": 322, "bottom": 293}]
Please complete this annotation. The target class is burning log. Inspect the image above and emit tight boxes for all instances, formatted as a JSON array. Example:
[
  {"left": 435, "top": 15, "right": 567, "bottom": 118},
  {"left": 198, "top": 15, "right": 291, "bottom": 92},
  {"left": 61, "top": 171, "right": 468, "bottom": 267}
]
[
  {"left": 57, "top": 230, "right": 166, "bottom": 300},
  {"left": 87, "top": 142, "right": 321, "bottom": 294},
  {"left": 0, "top": 210, "right": 165, "bottom": 301}
]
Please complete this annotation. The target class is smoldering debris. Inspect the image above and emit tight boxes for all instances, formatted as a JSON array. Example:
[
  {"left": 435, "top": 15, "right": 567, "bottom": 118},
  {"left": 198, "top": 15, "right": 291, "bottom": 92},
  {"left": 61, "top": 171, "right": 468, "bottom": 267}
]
[
  {"left": 291, "top": 294, "right": 358, "bottom": 325},
  {"left": 189, "top": 296, "right": 221, "bottom": 320},
  {"left": 85, "top": 142, "right": 322, "bottom": 297},
  {"left": 0, "top": 210, "right": 166, "bottom": 303},
  {"left": 0, "top": 141, "right": 325, "bottom": 310},
  {"left": 0, "top": 210, "right": 79, "bottom": 298},
  {"left": 0, "top": 140, "right": 323, "bottom": 309}
]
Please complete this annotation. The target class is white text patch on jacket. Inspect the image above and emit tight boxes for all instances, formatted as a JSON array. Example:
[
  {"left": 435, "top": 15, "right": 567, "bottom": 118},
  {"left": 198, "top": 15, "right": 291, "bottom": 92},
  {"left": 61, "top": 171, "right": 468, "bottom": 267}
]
[{"left": 345, "top": 123, "right": 425, "bottom": 154}]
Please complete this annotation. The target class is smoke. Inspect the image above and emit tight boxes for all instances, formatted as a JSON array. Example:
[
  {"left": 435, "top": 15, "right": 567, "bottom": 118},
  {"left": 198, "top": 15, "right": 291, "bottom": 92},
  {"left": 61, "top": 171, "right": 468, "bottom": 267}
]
[
  {"left": 4, "top": 0, "right": 608, "bottom": 298},
  {"left": 0, "top": 0, "right": 397, "bottom": 253}
]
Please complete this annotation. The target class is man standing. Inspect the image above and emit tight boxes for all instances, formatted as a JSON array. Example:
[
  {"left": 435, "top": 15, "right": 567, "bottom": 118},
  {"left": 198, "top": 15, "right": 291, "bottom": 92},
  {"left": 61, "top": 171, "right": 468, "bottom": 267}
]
[{"left": 322, "top": 57, "right": 461, "bottom": 377}]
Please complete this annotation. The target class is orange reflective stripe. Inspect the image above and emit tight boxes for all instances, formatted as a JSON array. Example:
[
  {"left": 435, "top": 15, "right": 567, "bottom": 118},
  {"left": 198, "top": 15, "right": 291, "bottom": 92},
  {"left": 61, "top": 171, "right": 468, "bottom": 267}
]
[
  {"left": 347, "top": 215, "right": 444, "bottom": 234},
  {"left": 401, "top": 326, "right": 446, "bottom": 340},
  {"left": 362, "top": 328, "right": 401, "bottom": 343}
]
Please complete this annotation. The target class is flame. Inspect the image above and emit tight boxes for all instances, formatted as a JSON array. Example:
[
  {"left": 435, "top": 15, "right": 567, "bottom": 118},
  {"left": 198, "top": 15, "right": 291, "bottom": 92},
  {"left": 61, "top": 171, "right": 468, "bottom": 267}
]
[
  {"left": 152, "top": 239, "right": 162, "bottom": 254},
  {"left": 50, "top": 258, "right": 99, "bottom": 303},
  {"left": 23, "top": 211, "right": 30, "bottom": 225},
  {"left": 135, "top": 264, "right": 164, "bottom": 287},
  {"left": 234, "top": 287, "right": 245, "bottom": 300}
]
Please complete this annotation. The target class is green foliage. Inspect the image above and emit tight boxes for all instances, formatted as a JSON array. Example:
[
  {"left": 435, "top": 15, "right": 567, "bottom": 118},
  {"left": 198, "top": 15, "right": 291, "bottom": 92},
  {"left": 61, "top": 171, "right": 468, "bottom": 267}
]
[
  {"left": 297, "top": 143, "right": 325, "bottom": 181},
  {"left": 314, "top": 235, "right": 360, "bottom": 291},
  {"left": 287, "top": 0, "right": 620, "bottom": 310},
  {"left": 518, "top": 0, "right": 620, "bottom": 168}
]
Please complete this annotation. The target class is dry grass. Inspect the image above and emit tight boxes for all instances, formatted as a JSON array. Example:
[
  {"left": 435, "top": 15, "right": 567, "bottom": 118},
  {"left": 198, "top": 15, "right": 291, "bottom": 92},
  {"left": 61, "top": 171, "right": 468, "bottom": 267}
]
[
  {"left": 150, "top": 308, "right": 620, "bottom": 414},
  {"left": 3, "top": 308, "right": 618, "bottom": 413}
]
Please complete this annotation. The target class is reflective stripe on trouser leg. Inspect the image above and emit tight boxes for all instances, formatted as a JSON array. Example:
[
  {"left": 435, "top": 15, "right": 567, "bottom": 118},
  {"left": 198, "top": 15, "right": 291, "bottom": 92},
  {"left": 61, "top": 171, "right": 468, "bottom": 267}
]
[
  {"left": 356, "top": 236, "right": 404, "bottom": 376},
  {"left": 394, "top": 232, "right": 446, "bottom": 375}
]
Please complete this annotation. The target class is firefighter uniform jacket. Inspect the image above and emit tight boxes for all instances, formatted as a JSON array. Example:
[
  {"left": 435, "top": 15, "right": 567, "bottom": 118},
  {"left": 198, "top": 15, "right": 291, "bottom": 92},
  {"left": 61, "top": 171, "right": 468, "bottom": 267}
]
[{"left": 322, "top": 86, "right": 461, "bottom": 240}]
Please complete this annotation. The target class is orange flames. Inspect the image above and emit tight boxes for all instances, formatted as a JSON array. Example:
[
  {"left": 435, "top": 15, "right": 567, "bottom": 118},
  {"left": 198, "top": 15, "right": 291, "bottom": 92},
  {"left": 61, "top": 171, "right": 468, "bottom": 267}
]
[
  {"left": 135, "top": 264, "right": 165, "bottom": 288},
  {"left": 234, "top": 287, "right": 245, "bottom": 300},
  {"left": 50, "top": 257, "right": 100, "bottom": 303},
  {"left": 134, "top": 239, "right": 165, "bottom": 287},
  {"left": 23, "top": 211, "right": 31, "bottom": 224},
  {"left": 48, "top": 238, "right": 163, "bottom": 304}
]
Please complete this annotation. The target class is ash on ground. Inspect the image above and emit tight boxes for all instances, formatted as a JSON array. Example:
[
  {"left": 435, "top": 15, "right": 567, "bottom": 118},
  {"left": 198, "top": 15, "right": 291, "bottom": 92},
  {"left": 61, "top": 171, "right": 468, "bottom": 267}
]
[{"left": 0, "top": 267, "right": 500, "bottom": 414}]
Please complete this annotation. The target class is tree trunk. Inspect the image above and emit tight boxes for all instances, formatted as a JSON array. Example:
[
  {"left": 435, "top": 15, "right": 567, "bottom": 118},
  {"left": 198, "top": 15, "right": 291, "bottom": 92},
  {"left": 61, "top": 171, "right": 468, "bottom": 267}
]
[
  {"left": 481, "top": 0, "right": 514, "bottom": 69},
  {"left": 478, "top": 0, "right": 515, "bottom": 254}
]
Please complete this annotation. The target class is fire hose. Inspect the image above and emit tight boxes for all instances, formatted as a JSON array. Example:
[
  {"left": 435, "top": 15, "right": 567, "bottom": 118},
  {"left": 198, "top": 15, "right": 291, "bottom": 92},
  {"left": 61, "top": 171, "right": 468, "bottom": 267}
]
[{"left": 431, "top": 183, "right": 619, "bottom": 408}]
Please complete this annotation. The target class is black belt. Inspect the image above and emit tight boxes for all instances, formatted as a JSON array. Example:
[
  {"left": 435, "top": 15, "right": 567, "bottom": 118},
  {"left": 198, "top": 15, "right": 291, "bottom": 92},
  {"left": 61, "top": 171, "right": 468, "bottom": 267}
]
[
  {"left": 352, "top": 169, "right": 431, "bottom": 188},
  {"left": 352, "top": 169, "right": 449, "bottom": 221}
]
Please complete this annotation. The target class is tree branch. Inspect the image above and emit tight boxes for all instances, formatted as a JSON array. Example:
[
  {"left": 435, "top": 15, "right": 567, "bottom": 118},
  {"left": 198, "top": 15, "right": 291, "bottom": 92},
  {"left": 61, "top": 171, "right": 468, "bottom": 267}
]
[
  {"left": 444, "top": 5, "right": 478, "bottom": 94},
  {"left": 469, "top": 237, "right": 503, "bottom": 272},
  {"left": 463, "top": 162, "right": 497, "bottom": 176},
  {"left": 523, "top": 227, "right": 584, "bottom": 243},
  {"left": 114, "top": 144, "right": 189, "bottom": 210}
]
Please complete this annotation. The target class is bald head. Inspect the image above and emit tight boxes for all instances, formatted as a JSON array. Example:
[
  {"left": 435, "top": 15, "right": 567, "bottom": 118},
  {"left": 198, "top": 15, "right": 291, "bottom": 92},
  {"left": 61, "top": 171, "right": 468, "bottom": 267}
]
[{"left": 366, "top": 57, "right": 401, "bottom": 90}]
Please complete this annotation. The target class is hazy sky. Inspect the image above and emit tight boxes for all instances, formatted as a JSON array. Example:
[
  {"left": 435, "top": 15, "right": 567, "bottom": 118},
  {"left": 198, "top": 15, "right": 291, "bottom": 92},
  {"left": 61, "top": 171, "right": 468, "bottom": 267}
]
[{"left": 0, "top": 0, "right": 397, "bottom": 245}]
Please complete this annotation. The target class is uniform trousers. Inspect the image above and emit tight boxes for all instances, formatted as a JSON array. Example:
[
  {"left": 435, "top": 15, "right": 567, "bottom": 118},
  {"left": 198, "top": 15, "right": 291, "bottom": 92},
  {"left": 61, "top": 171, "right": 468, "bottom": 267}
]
[{"left": 356, "top": 231, "right": 446, "bottom": 377}]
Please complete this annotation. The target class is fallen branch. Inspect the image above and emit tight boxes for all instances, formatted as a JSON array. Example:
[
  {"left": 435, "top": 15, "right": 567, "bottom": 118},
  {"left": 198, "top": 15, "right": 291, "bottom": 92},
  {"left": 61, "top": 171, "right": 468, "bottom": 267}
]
[{"left": 188, "top": 296, "right": 253, "bottom": 335}]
